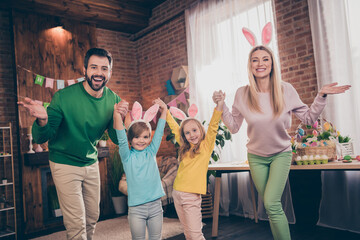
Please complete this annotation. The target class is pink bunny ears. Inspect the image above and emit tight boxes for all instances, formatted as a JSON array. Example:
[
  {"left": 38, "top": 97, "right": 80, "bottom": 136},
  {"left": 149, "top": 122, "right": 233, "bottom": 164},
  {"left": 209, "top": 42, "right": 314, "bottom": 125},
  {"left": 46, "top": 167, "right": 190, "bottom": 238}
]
[
  {"left": 169, "top": 103, "right": 198, "bottom": 125},
  {"left": 242, "top": 22, "right": 272, "bottom": 47},
  {"left": 128, "top": 101, "right": 159, "bottom": 131}
]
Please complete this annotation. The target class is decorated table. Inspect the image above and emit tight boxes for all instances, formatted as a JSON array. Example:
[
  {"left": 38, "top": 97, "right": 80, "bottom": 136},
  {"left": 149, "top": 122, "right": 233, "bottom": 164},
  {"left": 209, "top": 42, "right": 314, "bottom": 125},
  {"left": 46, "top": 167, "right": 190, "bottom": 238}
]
[{"left": 208, "top": 161, "right": 360, "bottom": 237}]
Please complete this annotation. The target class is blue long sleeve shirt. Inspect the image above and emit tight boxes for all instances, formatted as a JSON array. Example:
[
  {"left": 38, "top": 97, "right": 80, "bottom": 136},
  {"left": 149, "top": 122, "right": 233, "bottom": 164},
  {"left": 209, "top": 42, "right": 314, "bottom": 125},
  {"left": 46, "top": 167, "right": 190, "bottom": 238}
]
[{"left": 116, "top": 119, "right": 166, "bottom": 207}]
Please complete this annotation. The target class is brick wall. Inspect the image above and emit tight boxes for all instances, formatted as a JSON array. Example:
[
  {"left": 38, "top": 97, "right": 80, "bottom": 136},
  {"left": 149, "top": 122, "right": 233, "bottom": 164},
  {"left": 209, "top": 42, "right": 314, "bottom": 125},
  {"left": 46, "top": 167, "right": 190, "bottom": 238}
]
[
  {"left": 96, "top": 0, "right": 196, "bottom": 157},
  {"left": 134, "top": 0, "right": 196, "bottom": 157},
  {"left": 0, "top": 8, "right": 22, "bottom": 234},
  {"left": 96, "top": 0, "right": 317, "bottom": 155},
  {"left": 274, "top": 0, "right": 318, "bottom": 132},
  {"left": 96, "top": 29, "right": 140, "bottom": 104}
]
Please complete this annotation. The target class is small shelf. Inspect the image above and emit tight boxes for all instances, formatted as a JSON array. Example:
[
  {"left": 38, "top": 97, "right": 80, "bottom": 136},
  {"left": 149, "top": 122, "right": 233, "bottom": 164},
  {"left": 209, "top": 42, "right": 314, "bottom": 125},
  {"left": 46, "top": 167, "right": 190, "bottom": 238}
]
[
  {"left": 24, "top": 147, "right": 109, "bottom": 166},
  {"left": 0, "top": 183, "right": 13, "bottom": 187},
  {"left": 0, "top": 123, "right": 17, "bottom": 239},
  {"left": 0, "top": 229, "right": 16, "bottom": 237},
  {"left": 24, "top": 152, "right": 49, "bottom": 166},
  {"left": 0, "top": 206, "right": 14, "bottom": 212}
]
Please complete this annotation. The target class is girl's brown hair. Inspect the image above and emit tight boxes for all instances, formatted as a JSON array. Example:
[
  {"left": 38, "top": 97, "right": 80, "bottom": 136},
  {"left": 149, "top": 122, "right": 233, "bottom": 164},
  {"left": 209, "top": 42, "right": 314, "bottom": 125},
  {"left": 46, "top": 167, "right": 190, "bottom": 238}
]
[
  {"left": 178, "top": 119, "right": 206, "bottom": 160},
  {"left": 247, "top": 45, "right": 284, "bottom": 117},
  {"left": 127, "top": 122, "right": 151, "bottom": 143}
]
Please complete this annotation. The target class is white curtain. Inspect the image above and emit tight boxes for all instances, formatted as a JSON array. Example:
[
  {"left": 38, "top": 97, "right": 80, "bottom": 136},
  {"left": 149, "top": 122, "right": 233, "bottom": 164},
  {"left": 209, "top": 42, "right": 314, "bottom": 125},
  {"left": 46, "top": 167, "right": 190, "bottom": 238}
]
[
  {"left": 185, "top": 0, "right": 295, "bottom": 223},
  {"left": 308, "top": 0, "right": 360, "bottom": 233}
]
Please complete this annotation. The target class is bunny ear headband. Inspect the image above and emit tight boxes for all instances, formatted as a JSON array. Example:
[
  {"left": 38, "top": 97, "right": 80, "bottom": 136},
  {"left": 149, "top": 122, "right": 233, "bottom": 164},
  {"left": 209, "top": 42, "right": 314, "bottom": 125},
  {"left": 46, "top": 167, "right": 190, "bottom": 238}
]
[
  {"left": 242, "top": 22, "right": 272, "bottom": 47},
  {"left": 128, "top": 101, "right": 159, "bottom": 132},
  {"left": 169, "top": 103, "right": 199, "bottom": 127}
]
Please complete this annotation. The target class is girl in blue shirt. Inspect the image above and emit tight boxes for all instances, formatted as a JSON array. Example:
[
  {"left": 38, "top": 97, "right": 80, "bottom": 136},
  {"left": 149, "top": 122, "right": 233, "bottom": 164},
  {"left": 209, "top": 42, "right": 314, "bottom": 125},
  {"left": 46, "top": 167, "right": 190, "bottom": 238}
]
[{"left": 113, "top": 98, "right": 167, "bottom": 240}]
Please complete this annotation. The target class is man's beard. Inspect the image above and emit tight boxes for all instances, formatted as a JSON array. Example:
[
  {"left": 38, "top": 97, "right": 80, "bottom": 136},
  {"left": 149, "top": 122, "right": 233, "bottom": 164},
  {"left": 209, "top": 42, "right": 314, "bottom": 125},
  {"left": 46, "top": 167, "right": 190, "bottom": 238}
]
[{"left": 85, "top": 73, "right": 109, "bottom": 92}]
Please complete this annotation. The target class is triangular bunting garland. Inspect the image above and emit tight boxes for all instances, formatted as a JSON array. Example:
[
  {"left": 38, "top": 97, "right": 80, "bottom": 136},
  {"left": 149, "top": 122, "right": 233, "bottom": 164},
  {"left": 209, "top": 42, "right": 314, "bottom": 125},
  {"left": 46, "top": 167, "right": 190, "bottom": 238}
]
[
  {"left": 34, "top": 75, "right": 45, "bottom": 86},
  {"left": 45, "top": 78, "right": 54, "bottom": 89},
  {"left": 57, "top": 80, "right": 65, "bottom": 90}
]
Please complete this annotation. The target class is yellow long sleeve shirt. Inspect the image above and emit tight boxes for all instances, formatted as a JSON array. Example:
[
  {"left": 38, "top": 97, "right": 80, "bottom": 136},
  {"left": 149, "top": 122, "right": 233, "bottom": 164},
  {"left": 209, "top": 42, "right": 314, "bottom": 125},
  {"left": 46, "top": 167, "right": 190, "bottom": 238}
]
[{"left": 166, "top": 108, "right": 222, "bottom": 194}]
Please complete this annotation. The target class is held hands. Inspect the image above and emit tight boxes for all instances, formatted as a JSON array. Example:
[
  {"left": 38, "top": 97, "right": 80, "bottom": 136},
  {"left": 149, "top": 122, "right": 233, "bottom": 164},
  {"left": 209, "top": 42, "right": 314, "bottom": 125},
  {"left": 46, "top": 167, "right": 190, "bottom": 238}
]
[
  {"left": 212, "top": 90, "right": 226, "bottom": 111},
  {"left": 115, "top": 100, "right": 129, "bottom": 118},
  {"left": 113, "top": 100, "right": 128, "bottom": 130},
  {"left": 153, "top": 98, "right": 167, "bottom": 119},
  {"left": 319, "top": 82, "right": 351, "bottom": 97},
  {"left": 17, "top": 97, "right": 48, "bottom": 126}
]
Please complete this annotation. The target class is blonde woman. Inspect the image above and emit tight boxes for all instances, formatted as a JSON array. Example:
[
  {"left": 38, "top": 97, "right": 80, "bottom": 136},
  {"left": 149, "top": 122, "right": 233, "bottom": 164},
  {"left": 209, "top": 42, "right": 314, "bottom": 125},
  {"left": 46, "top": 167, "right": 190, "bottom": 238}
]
[{"left": 213, "top": 45, "right": 350, "bottom": 240}]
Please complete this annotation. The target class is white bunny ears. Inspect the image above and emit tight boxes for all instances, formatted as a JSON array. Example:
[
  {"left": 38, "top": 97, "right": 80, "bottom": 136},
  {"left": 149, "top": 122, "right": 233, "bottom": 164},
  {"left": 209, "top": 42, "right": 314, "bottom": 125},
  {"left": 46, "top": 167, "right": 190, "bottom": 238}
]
[
  {"left": 242, "top": 22, "right": 272, "bottom": 47},
  {"left": 128, "top": 101, "right": 159, "bottom": 131},
  {"left": 169, "top": 103, "right": 198, "bottom": 126}
]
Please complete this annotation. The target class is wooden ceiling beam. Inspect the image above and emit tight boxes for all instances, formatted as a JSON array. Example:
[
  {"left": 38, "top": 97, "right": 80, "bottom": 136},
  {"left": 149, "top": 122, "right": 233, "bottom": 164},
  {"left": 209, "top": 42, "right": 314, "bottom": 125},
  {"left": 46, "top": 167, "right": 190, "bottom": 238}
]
[{"left": 5, "top": 0, "right": 166, "bottom": 33}]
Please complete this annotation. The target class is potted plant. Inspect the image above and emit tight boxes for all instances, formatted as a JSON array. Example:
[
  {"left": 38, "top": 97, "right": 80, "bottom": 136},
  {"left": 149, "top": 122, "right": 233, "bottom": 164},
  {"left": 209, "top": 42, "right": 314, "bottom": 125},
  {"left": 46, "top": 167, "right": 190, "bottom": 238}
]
[
  {"left": 109, "top": 146, "right": 127, "bottom": 214},
  {"left": 99, "top": 131, "right": 109, "bottom": 147}
]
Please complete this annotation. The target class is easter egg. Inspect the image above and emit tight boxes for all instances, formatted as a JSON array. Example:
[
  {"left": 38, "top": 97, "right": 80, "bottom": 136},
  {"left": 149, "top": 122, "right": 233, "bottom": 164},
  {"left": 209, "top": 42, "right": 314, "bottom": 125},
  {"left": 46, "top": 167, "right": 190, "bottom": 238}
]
[
  {"left": 324, "top": 122, "right": 331, "bottom": 131},
  {"left": 312, "top": 130, "right": 318, "bottom": 136},
  {"left": 298, "top": 128, "right": 305, "bottom": 136},
  {"left": 356, "top": 155, "right": 360, "bottom": 161},
  {"left": 344, "top": 155, "right": 352, "bottom": 160},
  {"left": 313, "top": 121, "right": 318, "bottom": 129}
]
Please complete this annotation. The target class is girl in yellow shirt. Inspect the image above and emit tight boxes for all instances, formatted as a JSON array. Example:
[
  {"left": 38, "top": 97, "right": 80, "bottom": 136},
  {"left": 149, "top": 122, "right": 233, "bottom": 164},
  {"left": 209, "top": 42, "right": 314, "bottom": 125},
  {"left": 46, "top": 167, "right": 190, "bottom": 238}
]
[{"left": 166, "top": 96, "right": 224, "bottom": 240}]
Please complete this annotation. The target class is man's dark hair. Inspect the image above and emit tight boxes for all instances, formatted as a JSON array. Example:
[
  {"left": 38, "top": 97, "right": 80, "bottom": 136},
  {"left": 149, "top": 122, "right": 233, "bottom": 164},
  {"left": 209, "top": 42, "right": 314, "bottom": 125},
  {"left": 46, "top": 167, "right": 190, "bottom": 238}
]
[{"left": 84, "top": 48, "right": 113, "bottom": 69}]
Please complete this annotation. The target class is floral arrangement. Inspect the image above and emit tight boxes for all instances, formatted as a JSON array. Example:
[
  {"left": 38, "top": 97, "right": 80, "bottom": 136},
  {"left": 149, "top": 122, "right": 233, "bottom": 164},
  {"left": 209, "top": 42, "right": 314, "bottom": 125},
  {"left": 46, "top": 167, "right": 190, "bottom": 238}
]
[
  {"left": 292, "top": 119, "right": 350, "bottom": 149},
  {"left": 292, "top": 119, "right": 352, "bottom": 163}
]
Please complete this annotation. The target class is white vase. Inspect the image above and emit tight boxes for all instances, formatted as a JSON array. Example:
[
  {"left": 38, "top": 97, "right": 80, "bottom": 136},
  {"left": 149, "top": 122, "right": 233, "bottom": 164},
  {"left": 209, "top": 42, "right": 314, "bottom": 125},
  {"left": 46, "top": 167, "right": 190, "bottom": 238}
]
[
  {"left": 112, "top": 196, "right": 127, "bottom": 214},
  {"left": 35, "top": 144, "right": 43, "bottom": 152},
  {"left": 99, "top": 140, "right": 107, "bottom": 147}
]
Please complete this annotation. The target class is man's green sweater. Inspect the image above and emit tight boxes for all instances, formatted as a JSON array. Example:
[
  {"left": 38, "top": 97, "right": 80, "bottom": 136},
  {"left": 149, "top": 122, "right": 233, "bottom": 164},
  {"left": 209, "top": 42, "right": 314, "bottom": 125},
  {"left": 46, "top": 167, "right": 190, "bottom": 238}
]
[{"left": 32, "top": 82, "right": 121, "bottom": 167}]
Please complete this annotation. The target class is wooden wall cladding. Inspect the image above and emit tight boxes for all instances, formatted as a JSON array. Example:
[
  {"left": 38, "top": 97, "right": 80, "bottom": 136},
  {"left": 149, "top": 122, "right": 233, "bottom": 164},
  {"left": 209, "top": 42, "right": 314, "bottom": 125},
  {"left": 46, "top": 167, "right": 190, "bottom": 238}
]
[{"left": 12, "top": 10, "right": 97, "bottom": 234}]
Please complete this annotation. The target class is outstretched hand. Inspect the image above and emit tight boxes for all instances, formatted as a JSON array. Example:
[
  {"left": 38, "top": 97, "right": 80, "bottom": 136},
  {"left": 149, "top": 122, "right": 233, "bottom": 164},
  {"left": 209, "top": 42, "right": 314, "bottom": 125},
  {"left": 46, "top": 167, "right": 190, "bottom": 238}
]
[
  {"left": 319, "top": 83, "right": 351, "bottom": 96},
  {"left": 18, "top": 97, "right": 48, "bottom": 121}
]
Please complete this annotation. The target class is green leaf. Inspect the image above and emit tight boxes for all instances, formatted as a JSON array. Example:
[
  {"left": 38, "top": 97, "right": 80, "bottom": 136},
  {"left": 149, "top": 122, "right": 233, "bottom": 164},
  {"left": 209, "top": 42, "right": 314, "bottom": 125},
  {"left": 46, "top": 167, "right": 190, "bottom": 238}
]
[
  {"left": 211, "top": 151, "right": 219, "bottom": 161},
  {"left": 216, "top": 135, "right": 223, "bottom": 141},
  {"left": 166, "top": 134, "right": 174, "bottom": 141},
  {"left": 220, "top": 139, "right": 225, "bottom": 147},
  {"left": 225, "top": 131, "right": 232, "bottom": 140}
]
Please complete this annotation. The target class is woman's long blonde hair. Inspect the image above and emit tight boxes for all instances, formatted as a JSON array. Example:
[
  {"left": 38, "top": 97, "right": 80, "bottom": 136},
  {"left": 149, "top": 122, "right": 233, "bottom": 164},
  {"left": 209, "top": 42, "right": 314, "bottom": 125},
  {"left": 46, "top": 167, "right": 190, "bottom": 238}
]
[
  {"left": 178, "top": 118, "right": 205, "bottom": 161},
  {"left": 247, "top": 45, "right": 284, "bottom": 117}
]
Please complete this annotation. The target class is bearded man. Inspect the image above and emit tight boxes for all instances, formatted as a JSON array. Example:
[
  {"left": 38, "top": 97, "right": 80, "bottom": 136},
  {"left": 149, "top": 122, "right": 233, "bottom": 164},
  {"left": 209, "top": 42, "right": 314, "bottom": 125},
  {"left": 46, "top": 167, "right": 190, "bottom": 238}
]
[{"left": 18, "top": 48, "right": 129, "bottom": 240}]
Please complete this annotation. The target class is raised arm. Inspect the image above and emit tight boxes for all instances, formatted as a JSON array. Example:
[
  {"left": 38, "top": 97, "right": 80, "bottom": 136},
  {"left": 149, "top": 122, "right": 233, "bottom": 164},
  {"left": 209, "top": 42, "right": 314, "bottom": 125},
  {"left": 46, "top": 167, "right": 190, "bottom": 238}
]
[
  {"left": 213, "top": 89, "right": 244, "bottom": 134},
  {"left": 148, "top": 98, "right": 167, "bottom": 153},
  {"left": 108, "top": 99, "right": 128, "bottom": 144},
  {"left": 113, "top": 102, "right": 126, "bottom": 131},
  {"left": 166, "top": 110, "right": 181, "bottom": 145},
  {"left": 204, "top": 93, "right": 223, "bottom": 150},
  {"left": 113, "top": 102, "right": 130, "bottom": 161}
]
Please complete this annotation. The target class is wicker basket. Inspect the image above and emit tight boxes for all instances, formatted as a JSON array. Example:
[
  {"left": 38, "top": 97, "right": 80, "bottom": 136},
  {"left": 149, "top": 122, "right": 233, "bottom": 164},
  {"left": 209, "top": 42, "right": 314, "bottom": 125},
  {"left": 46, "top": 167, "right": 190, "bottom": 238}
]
[{"left": 295, "top": 145, "right": 336, "bottom": 160}]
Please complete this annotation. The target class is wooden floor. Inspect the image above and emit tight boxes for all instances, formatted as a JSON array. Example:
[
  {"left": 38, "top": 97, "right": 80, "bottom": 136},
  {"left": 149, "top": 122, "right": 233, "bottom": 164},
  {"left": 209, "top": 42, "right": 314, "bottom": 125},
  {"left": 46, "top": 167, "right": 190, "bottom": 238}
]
[{"left": 165, "top": 215, "right": 360, "bottom": 240}]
